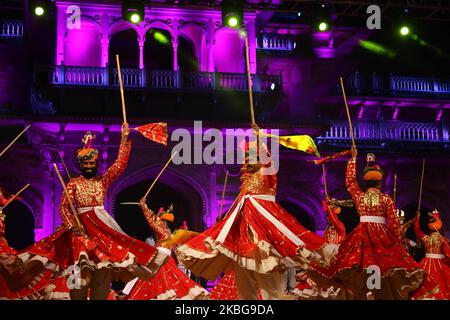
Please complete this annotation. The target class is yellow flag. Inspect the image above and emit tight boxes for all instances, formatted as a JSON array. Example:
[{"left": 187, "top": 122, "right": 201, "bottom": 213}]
[{"left": 263, "top": 133, "right": 321, "bottom": 157}]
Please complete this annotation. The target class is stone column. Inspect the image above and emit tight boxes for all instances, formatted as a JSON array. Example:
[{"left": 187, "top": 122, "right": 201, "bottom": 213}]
[
  {"left": 100, "top": 37, "right": 110, "bottom": 67},
  {"left": 172, "top": 35, "right": 179, "bottom": 71},
  {"left": 138, "top": 35, "right": 145, "bottom": 69}
]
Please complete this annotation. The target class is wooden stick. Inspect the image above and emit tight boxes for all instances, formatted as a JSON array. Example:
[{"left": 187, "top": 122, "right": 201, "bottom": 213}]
[
  {"left": 417, "top": 159, "right": 426, "bottom": 212},
  {"left": 0, "top": 125, "right": 31, "bottom": 159},
  {"left": 53, "top": 163, "right": 83, "bottom": 229},
  {"left": 340, "top": 77, "right": 355, "bottom": 148},
  {"left": 58, "top": 151, "right": 72, "bottom": 180},
  {"left": 2, "top": 184, "right": 30, "bottom": 210},
  {"left": 116, "top": 54, "right": 127, "bottom": 125},
  {"left": 322, "top": 164, "right": 329, "bottom": 200},
  {"left": 393, "top": 173, "right": 397, "bottom": 205},
  {"left": 244, "top": 37, "right": 256, "bottom": 125},
  {"left": 143, "top": 151, "right": 178, "bottom": 199},
  {"left": 217, "top": 171, "right": 229, "bottom": 220}
]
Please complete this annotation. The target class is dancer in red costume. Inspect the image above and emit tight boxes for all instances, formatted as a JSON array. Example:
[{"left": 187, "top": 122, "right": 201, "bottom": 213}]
[
  {"left": 18, "top": 125, "right": 170, "bottom": 300},
  {"left": 309, "top": 149, "right": 427, "bottom": 299},
  {"left": 413, "top": 210, "right": 450, "bottom": 299},
  {"left": 293, "top": 199, "right": 346, "bottom": 300},
  {"left": 0, "top": 188, "right": 60, "bottom": 300},
  {"left": 322, "top": 199, "right": 347, "bottom": 245},
  {"left": 121, "top": 198, "right": 208, "bottom": 300},
  {"left": 177, "top": 127, "right": 337, "bottom": 300}
]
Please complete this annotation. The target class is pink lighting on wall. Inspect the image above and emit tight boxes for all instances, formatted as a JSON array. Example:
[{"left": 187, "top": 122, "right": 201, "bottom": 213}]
[
  {"left": 214, "top": 28, "right": 245, "bottom": 73},
  {"left": 64, "top": 22, "right": 101, "bottom": 66}
]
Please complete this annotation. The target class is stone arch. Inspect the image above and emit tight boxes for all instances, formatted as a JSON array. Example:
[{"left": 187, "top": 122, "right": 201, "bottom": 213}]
[
  {"left": 3, "top": 182, "right": 43, "bottom": 229},
  {"left": 108, "top": 165, "right": 209, "bottom": 223},
  {"left": 3, "top": 199, "right": 36, "bottom": 250},
  {"left": 109, "top": 28, "right": 140, "bottom": 68},
  {"left": 108, "top": 20, "right": 140, "bottom": 39},
  {"left": 179, "top": 23, "right": 207, "bottom": 71},
  {"left": 277, "top": 189, "right": 326, "bottom": 231},
  {"left": 143, "top": 20, "right": 175, "bottom": 39}
]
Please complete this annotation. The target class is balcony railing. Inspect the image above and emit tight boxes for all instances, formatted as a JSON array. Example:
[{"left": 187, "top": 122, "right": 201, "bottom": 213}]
[
  {"left": 257, "top": 34, "right": 296, "bottom": 52},
  {"left": 0, "top": 19, "right": 23, "bottom": 41},
  {"left": 46, "top": 65, "right": 281, "bottom": 93},
  {"left": 342, "top": 72, "right": 450, "bottom": 98},
  {"left": 317, "top": 120, "right": 449, "bottom": 146}
]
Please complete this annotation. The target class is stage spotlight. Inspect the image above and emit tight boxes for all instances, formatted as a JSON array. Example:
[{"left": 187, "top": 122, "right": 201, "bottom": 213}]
[
  {"left": 222, "top": 0, "right": 243, "bottom": 29},
  {"left": 29, "top": 0, "right": 50, "bottom": 17},
  {"left": 400, "top": 26, "right": 410, "bottom": 36},
  {"left": 35, "top": 6, "right": 45, "bottom": 16},
  {"left": 130, "top": 13, "right": 141, "bottom": 23},
  {"left": 313, "top": 1, "right": 332, "bottom": 32},
  {"left": 270, "top": 83, "right": 276, "bottom": 91},
  {"left": 318, "top": 21, "right": 329, "bottom": 32},
  {"left": 122, "top": 1, "right": 145, "bottom": 24}
]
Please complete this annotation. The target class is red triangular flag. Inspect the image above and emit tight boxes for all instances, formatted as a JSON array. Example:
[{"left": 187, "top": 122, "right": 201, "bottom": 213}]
[{"left": 134, "top": 122, "right": 168, "bottom": 146}]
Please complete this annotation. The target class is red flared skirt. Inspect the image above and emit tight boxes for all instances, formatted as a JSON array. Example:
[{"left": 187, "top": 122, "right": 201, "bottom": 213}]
[
  {"left": 412, "top": 256, "right": 450, "bottom": 300},
  {"left": 126, "top": 257, "right": 207, "bottom": 300},
  {"left": 19, "top": 208, "right": 168, "bottom": 283},
  {"left": 309, "top": 222, "right": 426, "bottom": 299},
  {"left": 210, "top": 271, "right": 262, "bottom": 300},
  {"left": 177, "top": 194, "right": 334, "bottom": 280}
]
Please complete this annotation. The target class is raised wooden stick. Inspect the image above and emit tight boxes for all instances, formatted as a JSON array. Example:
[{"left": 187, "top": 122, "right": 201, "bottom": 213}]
[
  {"left": 58, "top": 151, "right": 72, "bottom": 180},
  {"left": 217, "top": 170, "right": 229, "bottom": 220},
  {"left": 244, "top": 37, "right": 256, "bottom": 125},
  {"left": 393, "top": 173, "right": 397, "bottom": 205},
  {"left": 143, "top": 151, "right": 178, "bottom": 199},
  {"left": 417, "top": 159, "right": 426, "bottom": 212},
  {"left": 322, "top": 164, "right": 329, "bottom": 200},
  {"left": 116, "top": 54, "right": 128, "bottom": 125},
  {"left": 0, "top": 125, "right": 31, "bottom": 159},
  {"left": 53, "top": 163, "right": 83, "bottom": 229},
  {"left": 2, "top": 184, "right": 30, "bottom": 210},
  {"left": 340, "top": 77, "right": 355, "bottom": 148}
]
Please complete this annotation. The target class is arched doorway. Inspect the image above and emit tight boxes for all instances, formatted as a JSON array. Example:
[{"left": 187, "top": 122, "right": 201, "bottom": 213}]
[
  {"left": 4, "top": 201, "right": 35, "bottom": 250},
  {"left": 144, "top": 28, "right": 173, "bottom": 70},
  {"left": 109, "top": 29, "right": 139, "bottom": 68},
  {"left": 277, "top": 200, "right": 316, "bottom": 232},
  {"left": 178, "top": 36, "right": 199, "bottom": 71},
  {"left": 113, "top": 178, "right": 204, "bottom": 242}
]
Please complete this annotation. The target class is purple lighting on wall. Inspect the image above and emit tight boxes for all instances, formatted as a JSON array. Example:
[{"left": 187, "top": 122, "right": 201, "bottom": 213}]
[
  {"left": 358, "top": 106, "right": 364, "bottom": 119},
  {"left": 392, "top": 107, "right": 399, "bottom": 120},
  {"left": 436, "top": 109, "right": 443, "bottom": 121}
]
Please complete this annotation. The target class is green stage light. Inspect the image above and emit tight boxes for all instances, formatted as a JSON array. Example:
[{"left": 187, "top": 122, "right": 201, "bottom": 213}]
[
  {"left": 130, "top": 13, "right": 141, "bottom": 23},
  {"left": 34, "top": 6, "right": 45, "bottom": 16},
  {"left": 227, "top": 16, "right": 239, "bottom": 28},
  {"left": 222, "top": 0, "right": 243, "bottom": 28},
  {"left": 400, "top": 26, "right": 410, "bottom": 36},
  {"left": 318, "top": 22, "right": 329, "bottom": 32}
]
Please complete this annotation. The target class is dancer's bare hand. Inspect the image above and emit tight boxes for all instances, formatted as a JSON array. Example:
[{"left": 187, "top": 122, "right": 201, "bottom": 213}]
[
  {"left": 121, "top": 123, "right": 130, "bottom": 143},
  {"left": 351, "top": 145, "right": 357, "bottom": 160},
  {"left": 251, "top": 123, "right": 260, "bottom": 132},
  {"left": 139, "top": 197, "right": 148, "bottom": 209}
]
